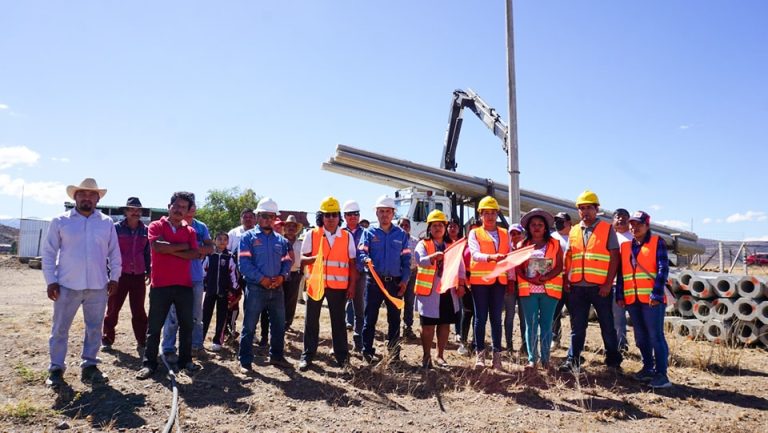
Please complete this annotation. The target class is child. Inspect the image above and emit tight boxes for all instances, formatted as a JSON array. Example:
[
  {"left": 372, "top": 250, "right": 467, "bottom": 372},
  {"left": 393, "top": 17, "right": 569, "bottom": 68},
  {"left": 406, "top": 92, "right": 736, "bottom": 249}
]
[{"left": 202, "top": 232, "right": 239, "bottom": 351}]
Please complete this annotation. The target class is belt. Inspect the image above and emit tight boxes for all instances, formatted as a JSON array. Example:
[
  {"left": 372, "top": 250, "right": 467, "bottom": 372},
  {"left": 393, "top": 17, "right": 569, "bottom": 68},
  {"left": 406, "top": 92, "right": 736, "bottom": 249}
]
[{"left": 381, "top": 276, "right": 401, "bottom": 283}]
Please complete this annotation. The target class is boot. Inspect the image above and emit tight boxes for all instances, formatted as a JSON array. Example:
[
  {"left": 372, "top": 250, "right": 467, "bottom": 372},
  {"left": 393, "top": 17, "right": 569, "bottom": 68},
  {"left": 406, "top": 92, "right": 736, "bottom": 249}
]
[
  {"left": 492, "top": 351, "right": 503, "bottom": 371},
  {"left": 474, "top": 350, "right": 486, "bottom": 368}
]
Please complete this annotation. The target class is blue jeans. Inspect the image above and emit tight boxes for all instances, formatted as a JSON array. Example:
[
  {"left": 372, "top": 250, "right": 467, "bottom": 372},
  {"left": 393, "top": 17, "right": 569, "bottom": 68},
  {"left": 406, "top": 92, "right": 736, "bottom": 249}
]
[
  {"left": 626, "top": 301, "right": 669, "bottom": 376},
  {"left": 49, "top": 287, "right": 108, "bottom": 372},
  {"left": 566, "top": 285, "right": 622, "bottom": 366},
  {"left": 162, "top": 281, "right": 204, "bottom": 353},
  {"left": 346, "top": 273, "right": 366, "bottom": 349},
  {"left": 520, "top": 293, "right": 558, "bottom": 363},
  {"left": 402, "top": 273, "right": 416, "bottom": 329},
  {"left": 472, "top": 282, "right": 505, "bottom": 353},
  {"left": 612, "top": 286, "right": 628, "bottom": 349},
  {"left": 239, "top": 284, "right": 286, "bottom": 365},
  {"left": 504, "top": 289, "right": 526, "bottom": 349},
  {"left": 362, "top": 276, "right": 402, "bottom": 356}
]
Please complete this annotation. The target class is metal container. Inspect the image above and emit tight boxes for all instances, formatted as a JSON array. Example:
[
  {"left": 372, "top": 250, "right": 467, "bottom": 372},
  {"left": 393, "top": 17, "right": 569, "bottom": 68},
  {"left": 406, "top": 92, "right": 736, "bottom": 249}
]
[{"left": 19, "top": 218, "right": 51, "bottom": 258}]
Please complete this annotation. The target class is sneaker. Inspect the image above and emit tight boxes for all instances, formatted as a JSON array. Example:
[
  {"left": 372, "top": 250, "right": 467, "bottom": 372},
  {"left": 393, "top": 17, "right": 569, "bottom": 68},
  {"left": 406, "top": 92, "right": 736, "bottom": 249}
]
[
  {"left": 183, "top": 362, "right": 201, "bottom": 374},
  {"left": 81, "top": 366, "right": 108, "bottom": 384},
  {"left": 100, "top": 344, "right": 113, "bottom": 352},
  {"left": 558, "top": 359, "right": 580, "bottom": 373},
  {"left": 210, "top": 343, "right": 222, "bottom": 352},
  {"left": 298, "top": 359, "right": 311, "bottom": 371},
  {"left": 136, "top": 344, "right": 146, "bottom": 357},
  {"left": 457, "top": 343, "right": 469, "bottom": 356},
  {"left": 363, "top": 352, "right": 375, "bottom": 364},
  {"left": 346, "top": 323, "right": 353, "bottom": 330},
  {"left": 45, "top": 369, "right": 65, "bottom": 388},
  {"left": 632, "top": 369, "right": 655, "bottom": 382},
  {"left": 135, "top": 366, "right": 155, "bottom": 380},
  {"left": 268, "top": 356, "right": 292, "bottom": 369},
  {"left": 238, "top": 363, "right": 253, "bottom": 374},
  {"left": 649, "top": 374, "right": 672, "bottom": 389},
  {"left": 403, "top": 327, "right": 417, "bottom": 339},
  {"left": 454, "top": 334, "right": 462, "bottom": 343},
  {"left": 525, "top": 361, "right": 536, "bottom": 369},
  {"left": 492, "top": 352, "right": 503, "bottom": 370},
  {"left": 475, "top": 350, "right": 486, "bottom": 368}
]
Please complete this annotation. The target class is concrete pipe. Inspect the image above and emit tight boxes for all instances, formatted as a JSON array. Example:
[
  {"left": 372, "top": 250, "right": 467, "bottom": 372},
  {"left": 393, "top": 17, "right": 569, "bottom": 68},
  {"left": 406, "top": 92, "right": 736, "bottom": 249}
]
[
  {"left": 668, "top": 269, "right": 682, "bottom": 294},
  {"left": 664, "top": 316, "right": 682, "bottom": 334},
  {"left": 712, "top": 298, "right": 736, "bottom": 321},
  {"left": 692, "top": 300, "right": 714, "bottom": 321},
  {"left": 675, "top": 295, "right": 695, "bottom": 317},
  {"left": 714, "top": 275, "right": 740, "bottom": 298},
  {"left": 758, "top": 300, "right": 768, "bottom": 325},
  {"left": 758, "top": 324, "right": 768, "bottom": 347},
  {"left": 733, "top": 320, "right": 761, "bottom": 345},
  {"left": 678, "top": 270, "right": 697, "bottom": 291},
  {"left": 675, "top": 319, "right": 704, "bottom": 340},
  {"left": 733, "top": 297, "right": 760, "bottom": 321},
  {"left": 689, "top": 277, "right": 717, "bottom": 299},
  {"left": 703, "top": 319, "right": 732, "bottom": 344},
  {"left": 737, "top": 276, "right": 766, "bottom": 299}
]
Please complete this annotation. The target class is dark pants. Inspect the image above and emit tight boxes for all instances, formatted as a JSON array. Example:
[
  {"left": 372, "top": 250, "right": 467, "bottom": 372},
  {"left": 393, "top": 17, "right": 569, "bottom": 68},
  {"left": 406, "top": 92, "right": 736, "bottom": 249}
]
[
  {"left": 566, "top": 285, "right": 622, "bottom": 367},
  {"left": 472, "top": 282, "right": 505, "bottom": 352},
  {"left": 302, "top": 289, "right": 349, "bottom": 363},
  {"left": 102, "top": 273, "right": 147, "bottom": 346},
  {"left": 202, "top": 292, "right": 228, "bottom": 345},
  {"left": 239, "top": 284, "right": 286, "bottom": 365},
  {"left": 402, "top": 272, "right": 416, "bottom": 329},
  {"left": 346, "top": 273, "right": 366, "bottom": 350},
  {"left": 626, "top": 301, "right": 669, "bottom": 376},
  {"left": 551, "top": 290, "right": 570, "bottom": 343},
  {"left": 460, "top": 291, "right": 474, "bottom": 343},
  {"left": 362, "top": 276, "right": 402, "bottom": 357},
  {"left": 504, "top": 288, "right": 527, "bottom": 350},
  {"left": 143, "top": 286, "right": 193, "bottom": 369},
  {"left": 284, "top": 271, "right": 303, "bottom": 329}
]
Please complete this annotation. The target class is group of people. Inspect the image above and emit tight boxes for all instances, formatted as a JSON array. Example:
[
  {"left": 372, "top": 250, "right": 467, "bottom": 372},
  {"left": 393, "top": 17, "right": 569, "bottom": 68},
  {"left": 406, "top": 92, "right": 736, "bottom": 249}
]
[{"left": 41, "top": 178, "right": 671, "bottom": 391}]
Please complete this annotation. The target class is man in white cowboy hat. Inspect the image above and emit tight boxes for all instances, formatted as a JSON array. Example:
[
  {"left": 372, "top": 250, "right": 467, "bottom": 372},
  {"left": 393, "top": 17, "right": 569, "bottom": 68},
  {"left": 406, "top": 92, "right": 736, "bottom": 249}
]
[
  {"left": 42, "top": 178, "right": 122, "bottom": 388},
  {"left": 282, "top": 214, "right": 305, "bottom": 330}
]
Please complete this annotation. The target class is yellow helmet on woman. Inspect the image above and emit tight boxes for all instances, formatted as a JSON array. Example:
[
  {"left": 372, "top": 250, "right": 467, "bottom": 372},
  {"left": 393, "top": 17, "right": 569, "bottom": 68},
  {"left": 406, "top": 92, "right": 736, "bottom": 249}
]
[
  {"left": 426, "top": 210, "right": 449, "bottom": 223},
  {"left": 478, "top": 196, "right": 500, "bottom": 211}
]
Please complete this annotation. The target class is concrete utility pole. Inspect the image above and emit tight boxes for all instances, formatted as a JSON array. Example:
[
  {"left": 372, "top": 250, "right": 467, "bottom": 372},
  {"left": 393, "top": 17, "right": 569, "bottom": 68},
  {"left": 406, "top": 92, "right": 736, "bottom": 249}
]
[{"left": 505, "top": 0, "right": 521, "bottom": 223}]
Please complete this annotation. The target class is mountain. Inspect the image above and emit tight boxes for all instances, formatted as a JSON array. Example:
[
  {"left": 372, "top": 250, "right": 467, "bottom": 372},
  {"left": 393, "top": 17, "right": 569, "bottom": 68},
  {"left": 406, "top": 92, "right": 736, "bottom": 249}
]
[
  {"left": 0, "top": 219, "right": 20, "bottom": 229},
  {"left": 0, "top": 223, "right": 19, "bottom": 244}
]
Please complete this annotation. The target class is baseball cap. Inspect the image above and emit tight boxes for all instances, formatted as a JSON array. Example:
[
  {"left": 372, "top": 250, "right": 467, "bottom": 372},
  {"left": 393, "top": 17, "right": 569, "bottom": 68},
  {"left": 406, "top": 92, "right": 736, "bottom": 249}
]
[
  {"left": 554, "top": 212, "right": 571, "bottom": 221},
  {"left": 629, "top": 211, "right": 651, "bottom": 225},
  {"left": 613, "top": 208, "right": 630, "bottom": 218}
]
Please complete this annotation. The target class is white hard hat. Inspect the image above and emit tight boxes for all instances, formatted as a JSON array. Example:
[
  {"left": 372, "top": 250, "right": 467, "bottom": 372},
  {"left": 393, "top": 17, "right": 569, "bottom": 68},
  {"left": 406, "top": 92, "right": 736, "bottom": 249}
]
[
  {"left": 255, "top": 197, "right": 280, "bottom": 215},
  {"left": 342, "top": 200, "right": 360, "bottom": 213},
  {"left": 374, "top": 195, "right": 396, "bottom": 209}
]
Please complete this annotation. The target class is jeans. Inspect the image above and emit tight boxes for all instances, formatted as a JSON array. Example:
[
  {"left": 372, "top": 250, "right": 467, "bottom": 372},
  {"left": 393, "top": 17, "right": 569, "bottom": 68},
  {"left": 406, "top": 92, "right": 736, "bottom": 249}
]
[
  {"left": 239, "top": 284, "right": 286, "bottom": 365},
  {"left": 626, "top": 301, "right": 669, "bottom": 376},
  {"left": 460, "top": 291, "right": 474, "bottom": 343},
  {"left": 520, "top": 293, "right": 558, "bottom": 363},
  {"left": 503, "top": 289, "right": 527, "bottom": 350},
  {"left": 551, "top": 290, "right": 570, "bottom": 344},
  {"left": 566, "top": 285, "right": 622, "bottom": 367},
  {"left": 346, "top": 273, "right": 366, "bottom": 349},
  {"left": 49, "top": 287, "right": 108, "bottom": 372},
  {"left": 362, "top": 276, "right": 402, "bottom": 357},
  {"left": 202, "top": 292, "right": 228, "bottom": 345},
  {"left": 162, "top": 281, "right": 204, "bottom": 353},
  {"left": 102, "top": 273, "right": 147, "bottom": 346},
  {"left": 284, "top": 271, "right": 303, "bottom": 329},
  {"left": 302, "top": 289, "right": 348, "bottom": 363},
  {"left": 402, "top": 272, "right": 416, "bottom": 329},
  {"left": 143, "top": 286, "right": 194, "bottom": 370},
  {"left": 472, "top": 282, "right": 505, "bottom": 353},
  {"left": 612, "top": 286, "right": 628, "bottom": 349}
]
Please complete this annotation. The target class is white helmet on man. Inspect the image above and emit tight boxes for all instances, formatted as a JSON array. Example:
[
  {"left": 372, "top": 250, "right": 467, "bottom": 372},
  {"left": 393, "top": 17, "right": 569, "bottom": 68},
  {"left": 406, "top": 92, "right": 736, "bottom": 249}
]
[
  {"left": 342, "top": 200, "right": 360, "bottom": 213},
  {"left": 374, "top": 195, "right": 396, "bottom": 209},
  {"left": 255, "top": 197, "right": 280, "bottom": 215}
]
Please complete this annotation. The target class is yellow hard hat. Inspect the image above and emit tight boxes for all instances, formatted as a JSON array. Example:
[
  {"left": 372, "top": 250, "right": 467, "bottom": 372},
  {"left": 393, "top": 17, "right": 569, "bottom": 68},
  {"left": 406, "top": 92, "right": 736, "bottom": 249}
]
[
  {"left": 319, "top": 196, "right": 341, "bottom": 213},
  {"left": 575, "top": 190, "right": 600, "bottom": 206},
  {"left": 478, "top": 196, "right": 500, "bottom": 211},
  {"left": 426, "top": 209, "right": 449, "bottom": 224}
]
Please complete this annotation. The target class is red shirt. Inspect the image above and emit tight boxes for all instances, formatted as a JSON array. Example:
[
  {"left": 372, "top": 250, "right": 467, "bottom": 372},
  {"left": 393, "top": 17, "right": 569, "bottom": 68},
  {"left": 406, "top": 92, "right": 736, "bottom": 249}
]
[{"left": 148, "top": 217, "right": 198, "bottom": 288}]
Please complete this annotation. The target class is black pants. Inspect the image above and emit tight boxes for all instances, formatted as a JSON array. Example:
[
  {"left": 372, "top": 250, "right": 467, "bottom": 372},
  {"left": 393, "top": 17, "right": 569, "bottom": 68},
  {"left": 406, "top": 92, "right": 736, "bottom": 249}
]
[
  {"left": 552, "top": 290, "right": 570, "bottom": 343},
  {"left": 460, "top": 291, "right": 475, "bottom": 343},
  {"left": 202, "top": 292, "right": 228, "bottom": 345},
  {"left": 302, "top": 289, "right": 349, "bottom": 363},
  {"left": 284, "top": 271, "right": 303, "bottom": 329},
  {"left": 144, "top": 286, "right": 193, "bottom": 369}
]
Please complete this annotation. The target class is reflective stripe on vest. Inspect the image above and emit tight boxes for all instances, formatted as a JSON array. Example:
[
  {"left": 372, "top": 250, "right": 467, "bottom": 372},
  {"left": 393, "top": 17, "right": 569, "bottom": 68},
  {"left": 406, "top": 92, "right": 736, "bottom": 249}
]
[
  {"left": 415, "top": 240, "right": 437, "bottom": 296},
  {"left": 306, "top": 228, "right": 351, "bottom": 290},
  {"left": 518, "top": 238, "right": 563, "bottom": 300},
  {"left": 568, "top": 221, "right": 611, "bottom": 285},
  {"left": 469, "top": 227, "right": 510, "bottom": 285},
  {"left": 620, "top": 235, "right": 658, "bottom": 305}
]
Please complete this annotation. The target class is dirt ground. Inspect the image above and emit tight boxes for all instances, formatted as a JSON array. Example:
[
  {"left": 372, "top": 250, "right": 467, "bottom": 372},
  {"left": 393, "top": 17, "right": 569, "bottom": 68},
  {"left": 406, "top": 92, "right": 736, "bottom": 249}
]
[{"left": 1, "top": 256, "right": 766, "bottom": 432}]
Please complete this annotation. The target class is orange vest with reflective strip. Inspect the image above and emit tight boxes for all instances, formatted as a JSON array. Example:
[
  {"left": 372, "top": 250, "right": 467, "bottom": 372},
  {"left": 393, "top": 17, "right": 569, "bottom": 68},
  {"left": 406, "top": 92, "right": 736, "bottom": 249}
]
[
  {"left": 620, "top": 235, "right": 659, "bottom": 305},
  {"left": 567, "top": 221, "right": 612, "bottom": 285},
  {"left": 518, "top": 238, "right": 563, "bottom": 300},
  {"left": 415, "top": 240, "right": 438, "bottom": 296},
  {"left": 469, "top": 227, "right": 510, "bottom": 285},
  {"left": 306, "top": 228, "right": 351, "bottom": 291}
]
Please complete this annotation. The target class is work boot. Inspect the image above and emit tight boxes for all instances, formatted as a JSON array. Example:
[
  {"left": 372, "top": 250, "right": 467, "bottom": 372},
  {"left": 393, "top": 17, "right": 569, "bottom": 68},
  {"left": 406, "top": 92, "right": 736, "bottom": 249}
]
[
  {"left": 492, "top": 351, "right": 503, "bottom": 371},
  {"left": 46, "top": 369, "right": 65, "bottom": 388},
  {"left": 474, "top": 350, "right": 486, "bottom": 368},
  {"left": 81, "top": 366, "right": 108, "bottom": 384}
]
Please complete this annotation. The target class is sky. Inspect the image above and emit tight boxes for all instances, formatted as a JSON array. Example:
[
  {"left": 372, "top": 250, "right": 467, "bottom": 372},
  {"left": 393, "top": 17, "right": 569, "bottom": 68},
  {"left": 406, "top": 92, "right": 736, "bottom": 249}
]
[{"left": 0, "top": 1, "right": 766, "bottom": 241}]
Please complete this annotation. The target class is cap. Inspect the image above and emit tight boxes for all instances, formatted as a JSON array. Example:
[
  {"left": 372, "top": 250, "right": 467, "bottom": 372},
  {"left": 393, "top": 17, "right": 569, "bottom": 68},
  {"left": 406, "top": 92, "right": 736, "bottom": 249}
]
[
  {"left": 554, "top": 212, "right": 571, "bottom": 221},
  {"left": 508, "top": 223, "right": 524, "bottom": 234},
  {"left": 629, "top": 211, "right": 651, "bottom": 225},
  {"left": 613, "top": 208, "right": 630, "bottom": 218}
]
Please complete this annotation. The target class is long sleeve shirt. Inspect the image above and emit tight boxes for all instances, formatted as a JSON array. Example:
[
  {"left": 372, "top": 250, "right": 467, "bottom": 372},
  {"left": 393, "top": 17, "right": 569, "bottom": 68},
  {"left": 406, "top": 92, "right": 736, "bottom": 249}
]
[
  {"left": 615, "top": 233, "right": 669, "bottom": 303},
  {"left": 42, "top": 209, "right": 122, "bottom": 290},
  {"left": 357, "top": 225, "right": 412, "bottom": 280},
  {"left": 345, "top": 225, "right": 365, "bottom": 271},
  {"left": 115, "top": 219, "right": 150, "bottom": 275},
  {"left": 238, "top": 226, "right": 292, "bottom": 285},
  {"left": 202, "top": 250, "right": 238, "bottom": 295}
]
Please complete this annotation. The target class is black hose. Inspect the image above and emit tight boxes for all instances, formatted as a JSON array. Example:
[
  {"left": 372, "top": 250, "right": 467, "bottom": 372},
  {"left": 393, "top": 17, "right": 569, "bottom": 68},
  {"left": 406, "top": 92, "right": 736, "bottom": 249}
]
[{"left": 159, "top": 354, "right": 181, "bottom": 433}]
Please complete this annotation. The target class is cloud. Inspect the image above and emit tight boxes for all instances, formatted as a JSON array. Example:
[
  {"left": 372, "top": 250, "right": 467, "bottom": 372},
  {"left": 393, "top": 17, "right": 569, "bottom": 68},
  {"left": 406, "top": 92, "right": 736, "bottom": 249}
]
[
  {"left": 0, "top": 146, "right": 40, "bottom": 169},
  {"left": 0, "top": 104, "right": 8, "bottom": 110},
  {"left": 702, "top": 217, "right": 713, "bottom": 224},
  {"left": 0, "top": 174, "right": 68, "bottom": 205},
  {"left": 725, "top": 211, "right": 767, "bottom": 223},
  {"left": 656, "top": 219, "right": 690, "bottom": 230},
  {"left": 679, "top": 124, "right": 691, "bottom": 130},
  {"left": 51, "top": 157, "right": 71, "bottom": 163},
  {"left": 744, "top": 235, "right": 768, "bottom": 241},
  {"left": 649, "top": 204, "right": 662, "bottom": 211}
]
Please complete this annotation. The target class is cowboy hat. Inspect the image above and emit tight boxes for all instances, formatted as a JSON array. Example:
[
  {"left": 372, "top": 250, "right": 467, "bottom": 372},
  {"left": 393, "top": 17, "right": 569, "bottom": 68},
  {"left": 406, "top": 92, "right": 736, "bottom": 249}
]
[
  {"left": 66, "top": 178, "right": 107, "bottom": 200},
  {"left": 119, "top": 197, "right": 145, "bottom": 212},
  {"left": 520, "top": 208, "right": 554, "bottom": 229},
  {"left": 284, "top": 214, "right": 304, "bottom": 232}
]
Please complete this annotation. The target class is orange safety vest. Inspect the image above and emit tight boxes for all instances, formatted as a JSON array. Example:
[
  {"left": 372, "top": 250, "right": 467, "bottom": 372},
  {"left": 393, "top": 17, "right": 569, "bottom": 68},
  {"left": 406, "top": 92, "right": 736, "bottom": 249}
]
[
  {"left": 567, "top": 221, "right": 612, "bottom": 285},
  {"left": 518, "top": 238, "right": 563, "bottom": 300},
  {"left": 306, "top": 228, "right": 351, "bottom": 291},
  {"left": 620, "top": 235, "right": 660, "bottom": 305},
  {"left": 414, "top": 240, "right": 438, "bottom": 296},
  {"left": 469, "top": 227, "right": 510, "bottom": 285}
]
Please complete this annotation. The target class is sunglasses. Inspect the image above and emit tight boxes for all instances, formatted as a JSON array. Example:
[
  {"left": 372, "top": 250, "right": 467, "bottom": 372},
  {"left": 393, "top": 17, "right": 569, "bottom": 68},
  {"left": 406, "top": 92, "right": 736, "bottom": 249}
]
[
  {"left": 344, "top": 211, "right": 360, "bottom": 217},
  {"left": 323, "top": 213, "right": 340, "bottom": 219}
]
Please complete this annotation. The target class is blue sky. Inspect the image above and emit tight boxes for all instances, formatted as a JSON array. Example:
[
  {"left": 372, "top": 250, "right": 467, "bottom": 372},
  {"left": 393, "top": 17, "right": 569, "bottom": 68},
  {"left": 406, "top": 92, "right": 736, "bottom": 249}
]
[{"left": 1, "top": 1, "right": 766, "bottom": 241}]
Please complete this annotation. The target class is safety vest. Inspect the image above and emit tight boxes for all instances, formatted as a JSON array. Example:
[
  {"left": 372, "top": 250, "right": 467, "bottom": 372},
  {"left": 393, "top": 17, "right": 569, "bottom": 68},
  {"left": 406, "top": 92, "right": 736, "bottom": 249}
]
[
  {"left": 469, "top": 227, "right": 510, "bottom": 285},
  {"left": 620, "top": 235, "right": 660, "bottom": 305},
  {"left": 306, "top": 228, "right": 351, "bottom": 291},
  {"left": 415, "top": 240, "right": 440, "bottom": 296},
  {"left": 518, "top": 238, "right": 563, "bottom": 300},
  {"left": 567, "top": 221, "right": 612, "bottom": 285}
]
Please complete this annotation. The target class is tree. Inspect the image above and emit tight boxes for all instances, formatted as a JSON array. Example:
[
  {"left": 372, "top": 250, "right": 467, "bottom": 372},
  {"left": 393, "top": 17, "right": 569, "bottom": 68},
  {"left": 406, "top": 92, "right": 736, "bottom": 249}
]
[{"left": 195, "top": 187, "right": 261, "bottom": 236}]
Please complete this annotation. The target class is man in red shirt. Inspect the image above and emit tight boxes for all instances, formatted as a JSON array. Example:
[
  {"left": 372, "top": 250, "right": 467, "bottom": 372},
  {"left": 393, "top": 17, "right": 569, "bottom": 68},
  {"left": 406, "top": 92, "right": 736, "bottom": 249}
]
[{"left": 137, "top": 191, "right": 200, "bottom": 379}]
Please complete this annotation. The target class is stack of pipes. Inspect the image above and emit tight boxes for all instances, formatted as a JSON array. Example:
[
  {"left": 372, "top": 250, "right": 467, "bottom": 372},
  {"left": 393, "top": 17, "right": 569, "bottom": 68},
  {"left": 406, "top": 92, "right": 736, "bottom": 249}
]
[{"left": 666, "top": 270, "right": 768, "bottom": 347}]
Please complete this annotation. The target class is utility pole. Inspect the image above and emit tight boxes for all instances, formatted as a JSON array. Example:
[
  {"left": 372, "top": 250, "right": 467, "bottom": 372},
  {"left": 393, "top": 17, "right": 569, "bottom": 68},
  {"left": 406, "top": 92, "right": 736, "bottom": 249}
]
[{"left": 505, "top": 0, "right": 521, "bottom": 223}]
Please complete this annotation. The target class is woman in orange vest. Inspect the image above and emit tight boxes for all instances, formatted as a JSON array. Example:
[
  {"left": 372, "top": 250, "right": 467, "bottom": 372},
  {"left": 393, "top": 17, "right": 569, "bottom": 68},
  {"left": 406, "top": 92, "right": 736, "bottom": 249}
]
[
  {"left": 515, "top": 209, "right": 563, "bottom": 369},
  {"left": 414, "top": 210, "right": 465, "bottom": 369},
  {"left": 616, "top": 211, "right": 671, "bottom": 389},
  {"left": 468, "top": 196, "right": 511, "bottom": 370}
]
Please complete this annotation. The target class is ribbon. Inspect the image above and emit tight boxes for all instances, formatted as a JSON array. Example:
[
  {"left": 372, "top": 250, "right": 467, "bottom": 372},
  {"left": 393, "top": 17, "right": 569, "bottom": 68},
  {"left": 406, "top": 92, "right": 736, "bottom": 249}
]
[
  {"left": 436, "top": 238, "right": 468, "bottom": 294},
  {"left": 366, "top": 261, "right": 405, "bottom": 309},
  {"left": 481, "top": 244, "right": 536, "bottom": 282},
  {"left": 307, "top": 237, "right": 325, "bottom": 301}
]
